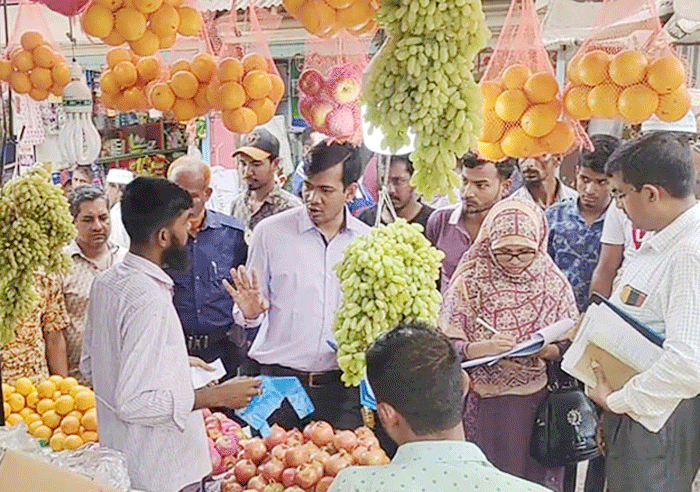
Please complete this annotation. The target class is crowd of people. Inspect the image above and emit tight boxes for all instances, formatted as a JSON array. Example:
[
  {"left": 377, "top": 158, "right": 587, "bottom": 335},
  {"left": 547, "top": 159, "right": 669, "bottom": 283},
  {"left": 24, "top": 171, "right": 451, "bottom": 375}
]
[{"left": 2, "top": 115, "right": 700, "bottom": 492}]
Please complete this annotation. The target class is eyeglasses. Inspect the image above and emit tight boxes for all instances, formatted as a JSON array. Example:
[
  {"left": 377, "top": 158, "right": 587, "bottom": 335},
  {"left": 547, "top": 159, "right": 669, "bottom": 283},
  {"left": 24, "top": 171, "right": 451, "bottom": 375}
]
[
  {"left": 493, "top": 250, "right": 537, "bottom": 262},
  {"left": 389, "top": 177, "right": 411, "bottom": 187}
]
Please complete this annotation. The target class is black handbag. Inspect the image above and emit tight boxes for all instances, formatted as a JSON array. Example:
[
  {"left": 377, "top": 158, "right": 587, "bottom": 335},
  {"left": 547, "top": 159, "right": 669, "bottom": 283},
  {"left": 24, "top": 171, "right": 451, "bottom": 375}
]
[{"left": 530, "top": 362, "right": 601, "bottom": 467}]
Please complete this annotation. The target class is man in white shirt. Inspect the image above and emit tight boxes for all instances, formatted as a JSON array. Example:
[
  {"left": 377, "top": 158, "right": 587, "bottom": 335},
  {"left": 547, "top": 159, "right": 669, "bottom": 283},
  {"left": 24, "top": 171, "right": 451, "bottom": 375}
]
[
  {"left": 587, "top": 132, "right": 700, "bottom": 492},
  {"left": 105, "top": 168, "right": 133, "bottom": 250},
  {"left": 81, "top": 177, "right": 262, "bottom": 492}
]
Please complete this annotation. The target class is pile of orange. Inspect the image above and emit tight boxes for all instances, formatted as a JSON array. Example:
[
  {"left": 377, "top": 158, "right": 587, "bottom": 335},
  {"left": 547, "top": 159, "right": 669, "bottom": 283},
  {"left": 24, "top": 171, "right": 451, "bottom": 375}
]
[
  {"left": 564, "top": 50, "right": 691, "bottom": 124},
  {"left": 477, "top": 64, "right": 577, "bottom": 161},
  {"left": 3, "top": 376, "right": 98, "bottom": 452},
  {"left": 80, "top": 0, "right": 203, "bottom": 57},
  {"left": 282, "top": 0, "right": 378, "bottom": 38},
  {"left": 0, "top": 31, "right": 71, "bottom": 101},
  {"left": 100, "top": 48, "right": 162, "bottom": 112}
]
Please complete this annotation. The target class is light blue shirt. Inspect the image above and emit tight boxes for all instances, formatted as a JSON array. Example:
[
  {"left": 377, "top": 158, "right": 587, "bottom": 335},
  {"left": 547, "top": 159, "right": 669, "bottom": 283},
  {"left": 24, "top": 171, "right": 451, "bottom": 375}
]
[{"left": 328, "top": 440, "right": 552, "bottom": 492}]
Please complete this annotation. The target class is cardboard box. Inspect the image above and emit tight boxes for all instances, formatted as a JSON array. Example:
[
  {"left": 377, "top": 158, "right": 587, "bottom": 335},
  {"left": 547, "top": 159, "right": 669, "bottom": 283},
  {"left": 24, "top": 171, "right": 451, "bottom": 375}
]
[{"left": 0, "top": 448, "right": 123, "bottom": 492}]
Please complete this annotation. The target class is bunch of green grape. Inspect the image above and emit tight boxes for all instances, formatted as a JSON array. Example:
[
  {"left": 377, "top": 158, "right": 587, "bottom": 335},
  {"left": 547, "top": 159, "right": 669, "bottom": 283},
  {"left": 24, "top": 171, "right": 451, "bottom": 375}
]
[
  {"left": 363, "top": 0, "right": 490, "bottom": 200},
  {"left": 0, "top": 168, "right": 76, "bottom": 343},
  {"left": 333, "top": 219, "right": 444, "bottom": 386}
]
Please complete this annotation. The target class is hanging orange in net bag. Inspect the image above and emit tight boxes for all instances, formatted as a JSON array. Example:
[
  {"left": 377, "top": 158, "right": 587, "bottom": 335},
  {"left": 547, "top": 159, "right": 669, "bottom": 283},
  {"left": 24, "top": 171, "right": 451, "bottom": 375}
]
[
  {"left": 0, "top": 0, "right": 72, "bottom": 102},
  {"left": 476, "top": 0, "right": 587, "bottom": 161},
  {"left": 99, "top": 47, "right": 165, "bottom": 112},
  {"left": 283, "top": 0, "right": 378, "bottom": 39},
  {"left": 564, "top": 0, "right": 691, "bottom": 124}
]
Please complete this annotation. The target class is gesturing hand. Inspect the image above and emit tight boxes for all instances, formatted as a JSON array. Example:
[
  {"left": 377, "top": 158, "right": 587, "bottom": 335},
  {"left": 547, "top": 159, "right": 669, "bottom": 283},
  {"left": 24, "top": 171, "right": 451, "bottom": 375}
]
[
  {"left": 223, "top": 265, "right": 269, "bottom": 320},
  {"left": 215, "top": 376, "right": 263, "bottom": 409}
]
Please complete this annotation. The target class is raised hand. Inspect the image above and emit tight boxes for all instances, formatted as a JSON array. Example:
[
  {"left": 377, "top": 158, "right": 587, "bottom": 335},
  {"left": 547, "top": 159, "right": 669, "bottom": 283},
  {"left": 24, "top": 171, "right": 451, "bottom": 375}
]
[{"left": 223, "top": 265, "right": 269, "bottom": 320}]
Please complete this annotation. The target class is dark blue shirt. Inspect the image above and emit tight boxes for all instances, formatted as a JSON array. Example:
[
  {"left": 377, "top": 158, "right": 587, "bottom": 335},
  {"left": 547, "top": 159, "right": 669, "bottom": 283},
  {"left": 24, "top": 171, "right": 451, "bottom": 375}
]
[
  {"left": 546, "top": 200, "right": 608, "bottom": 312},
  {"left": 168, "top": 210, "right": 247, "bottom": 336}
]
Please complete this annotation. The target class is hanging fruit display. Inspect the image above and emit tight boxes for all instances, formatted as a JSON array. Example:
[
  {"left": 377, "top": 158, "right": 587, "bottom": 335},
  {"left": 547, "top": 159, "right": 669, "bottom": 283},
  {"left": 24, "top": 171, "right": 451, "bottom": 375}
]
[
  {"left": 0, "top": 31, "right": 71, "bottom": 101},
  {"left": 80, "top": 0, "right": 203, "bottom": 56},
  {"left": 99, "top": 48, "right": 163, "bottom": 112},
  {"left": 283, "top": 0, "right": 379, "bottom": 38}
]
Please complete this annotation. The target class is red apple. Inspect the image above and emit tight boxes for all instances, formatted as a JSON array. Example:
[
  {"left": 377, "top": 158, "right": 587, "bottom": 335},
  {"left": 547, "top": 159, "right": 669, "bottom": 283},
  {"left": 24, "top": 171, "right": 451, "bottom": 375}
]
[
  {"left": 298, "top": 69, "right": 325, "bottom": 96},
  {"left": 310, "top": 102, "right": 333, "bottom": 129},
  {"left": 332, "top": 78, "right": 361, "bottom": 104}
]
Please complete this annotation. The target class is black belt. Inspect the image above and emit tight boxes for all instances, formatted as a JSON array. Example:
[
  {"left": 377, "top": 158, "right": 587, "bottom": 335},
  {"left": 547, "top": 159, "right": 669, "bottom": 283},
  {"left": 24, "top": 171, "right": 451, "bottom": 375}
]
[
  {"left": 185, "top": 330, "right": 229, "bottom": 352},
  {"left": 259, "top": 364, "right": 341, "bottom": 388}
]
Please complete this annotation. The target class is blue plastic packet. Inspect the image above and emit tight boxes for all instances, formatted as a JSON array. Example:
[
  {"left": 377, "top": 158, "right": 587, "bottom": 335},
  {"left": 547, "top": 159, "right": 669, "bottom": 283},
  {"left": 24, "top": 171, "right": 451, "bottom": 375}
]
[{"left": 359, "top": 378, "right": 377, "bottom": 411}]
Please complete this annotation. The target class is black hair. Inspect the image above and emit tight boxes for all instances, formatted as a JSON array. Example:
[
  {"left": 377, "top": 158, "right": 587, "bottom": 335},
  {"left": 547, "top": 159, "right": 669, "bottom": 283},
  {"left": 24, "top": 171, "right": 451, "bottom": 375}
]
[
  {"left": 366, "top": 321, "right": 464, "bottom": 436},
  {"left": 390, "top": 154, "right": 414, "bottom": 175},
  {"left": 303, "top": 141, "right": 361, "bottom": 188},
  {"left": 579, "top": 134, "right": 621, "bottom": 174},
  {"left": 121, "top": 177, "right": 193, "bottom": 246},
  {"left": 460, "top": 151, "right": 515, "bottom": 180},
  {"left": 605, "top": 131, "right": 694, "bottom": 199},
  {"left": 69, "top": 186, "right": 107, "bottom": 218}
]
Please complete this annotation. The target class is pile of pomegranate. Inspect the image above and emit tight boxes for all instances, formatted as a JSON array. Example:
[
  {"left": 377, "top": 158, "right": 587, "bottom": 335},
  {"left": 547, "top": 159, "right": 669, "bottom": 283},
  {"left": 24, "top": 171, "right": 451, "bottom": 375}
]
[{"left": 220, "top": 421, "right": 390, "bottom": 492}]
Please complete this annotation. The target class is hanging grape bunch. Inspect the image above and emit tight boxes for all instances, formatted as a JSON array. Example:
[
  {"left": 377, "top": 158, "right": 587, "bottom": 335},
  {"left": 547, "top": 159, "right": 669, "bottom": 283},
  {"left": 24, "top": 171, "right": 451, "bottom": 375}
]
[
  {"left": 363, "top": 0, "right": 490, "bottom": 200},
  {"left": 333, "top": 219, "right": 444, "bottom": 386},
  {"left": 0, "top": 168, "right": 76, "bottom": 342}
]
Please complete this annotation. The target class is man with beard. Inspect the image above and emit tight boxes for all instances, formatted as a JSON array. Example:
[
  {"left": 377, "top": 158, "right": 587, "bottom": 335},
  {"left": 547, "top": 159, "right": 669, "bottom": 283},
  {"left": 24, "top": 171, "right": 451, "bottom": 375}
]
[
  {"left": 546, "top": 134, "right": 620, "bottom": 311},
  {"left": 167, "top": 157, "right": 248, "bottom": 379},
  {"left": 60, "top": 186, "right": 126, "bottom": 384},
  {"left": 426, "top": 153, "right": 515, "bottom": 291},
  {"left": 230, "top": 129, "right": 301, "bottom": 243},
  {"left": 357, "top": 154, "right": 434, "bottom": 230},
  {"left": 223, "top": 142, "right": 370, "bottom": 430},
  {"left": 511, "top": 153, "right": 578, "bottom": 209},
  {"left": 81, "top": 177, "right": 262, "bottom": 492}
]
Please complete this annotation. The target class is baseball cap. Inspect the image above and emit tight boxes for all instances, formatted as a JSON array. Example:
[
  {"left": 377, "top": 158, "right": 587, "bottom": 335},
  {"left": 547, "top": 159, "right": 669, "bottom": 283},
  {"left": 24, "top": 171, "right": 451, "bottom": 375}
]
[
  {"left": 641, "top": 111, "right": 697, "bottom": 134},
  {"left": 232, "top": 128, "right": 280, "bottom": 161},
  {"left": 106, "top": 168, "right": 134, "bottom": 185}
]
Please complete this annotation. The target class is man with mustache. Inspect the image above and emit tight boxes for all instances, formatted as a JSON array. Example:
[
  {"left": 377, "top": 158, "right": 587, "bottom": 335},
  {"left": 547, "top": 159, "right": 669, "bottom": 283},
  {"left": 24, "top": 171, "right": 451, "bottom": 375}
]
[
  {"left": 511, "top": 153, "right": 578, "bottom": 209},
  {"left": 426, "top": 153, "right": 515, "bottom": 291},
  {"left": 357, "top": 154, "right": 434, "bottom": 231},
  {"left": 58, "top": 186, "right": 127, "bottom": 384}
]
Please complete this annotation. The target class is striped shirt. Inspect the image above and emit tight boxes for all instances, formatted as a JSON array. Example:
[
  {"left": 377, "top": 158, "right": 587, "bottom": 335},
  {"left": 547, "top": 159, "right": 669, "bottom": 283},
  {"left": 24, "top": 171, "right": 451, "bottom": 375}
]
[
  {"left": 606, "top": 202, "right": 700, "bottom": 432},
  {"left": 81, "top": 252, "right": 210, "bottom": 492}
]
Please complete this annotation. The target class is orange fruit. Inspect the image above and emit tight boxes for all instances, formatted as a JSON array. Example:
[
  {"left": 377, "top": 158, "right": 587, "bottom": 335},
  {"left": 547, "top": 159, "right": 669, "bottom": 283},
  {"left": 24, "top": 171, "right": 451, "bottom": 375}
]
[
  {"left": 336, "top": 0, "right": 372, "bottom": 30},
  {"left": 577, "top": 50, "right": 611, "bottom": 86},
  {"left": 12, "top": 50, "right": 34, "bottom": 72},
  {"left": 477, "top": 140, "right": 506, "bottom": 161},
  {"left": 103, "top": 29, "right": 125, "bottom": 46},
  {"left": 501, "top": 64, "right": 532, "bottom": 90},
  {"left": 61, "top": 415, "right": 81, "bottom": 435},
  {"left": 494, "top": 88, "right": 529, "bottom": 122},
  {"left": 248, "top": 97, "right": 276, "bottom": 124},
  {"left": 219, "top": 81, "right": 246, "bottom": 110},
  {"left": 617, "top": 84, "right": 658, "bottom": 124},
  {"left": 52, "top": 63, "right": 71, "bottom": 87},
  {"left": 21, "top": 31, "right": 44, "bottom": 51},
  {"left": 564, "top": 85, "right": 592, "bottom": 120},
  {"left": 646, "top": 56, "right": 685, "bottom": 95},
  {"left": 218, "top": 58, "right": 244, "bottom": 83},
  {"left": 36, "top": 398, "right": 55, "bottom": 415},
  {"left": 53, "top": 390, "right": 62, "bottom": 400},
  {"left": 106, "top": 48, "right": 131, "bottom": 69},
  {"left": 283, "top": 0, "right": 306, "bottom": 14},
  {"left": 150, "top": 5, "right": 179, "bottom": 38},
  {"left": 48, "top": 375, "right": 64, "bottom": 386},
  {"left": 346, "top": 18, "right": 377, "bottom": 36},
  {"left": 14, "top": 378, "right": 35, "bottom": 396},
  {"left": 655, "top": 85, "right": 691, "bottom": 122},
  {"left": 133, "top": 0, "right": 163, "bottom": 14},
  {"left": 158, "top": 32, "right": 176, "bottom": 48},
  {"left": 58, "top": 377, "right": 79, "bottom": 395},
  {"left": 81, "top": 409, "right": 98, "bottom": 431},
  {"left": 100, "top": 70, "right": 120, "bottom": 94},
  {"left": 8, "top": 392, "right": 25, "bottom": 412},
  {"left": 115, "top": 7, "right": 147, "bottom": 41},
  {"left": 137, "top": 56, "right": 160, "bottom": 83},
  {"left": 170, "top": 70, "right": 198, "bottom": 99},
  {"left": 2, "top": 383, "right": 13, "bottom": 399},
  {"left": 81, "top": 3, "right": 114, "bottom": 38},
  {"left": 129, "top": 29, "right": 159, "bottom": 56},
  {"left": 96, "top": 0, "right": 123, "bottom": 10},
  {"left": 176, "top": 6, "right": 202, "bottom": 36},
  {"left": 587, "top": 83, "right": 620, "bottom": 118},
  {"left": 608, "top": 50, "right": 648, "bottom": 87},
  {"left": 191, "top": 53, "right": 216, "bottom": 83},
  {"left": 243, "top": 70, "right": 272, "bottom": 100},
  {"left": 169, "top": 59, "right": 191, "bottom": 75},
  {"left": 42, "top": 410, "right": 62, "bottom": 429},
  {"left": 2, "top": 403, "right": 10, "bottom": 419},
  {"left": 193, "top": 84, "right": 211, "bottom": 112},
  {"left": 523, "top": 72, "right": 559, "bottom": 104},
  {"left": 29, "top": 67, "right": 53, "bottom": 90},
  {"left": 268, "top": 74, "right": 285, "bottom": 102},
  {"left": 49, "top": 433, "right": 66, "bottom": 452},
  {"left": 171, "top": 98, "right": 197, "bottom": 121},
  {"left": 28, "top": 418, "right": 43, "bottom": 433},
  {"left": 520, "top": 103, "right": 560, "bottom": 138},
  {"left": 500, "top": 127, "right": 537, "bottom": 158},
  {"left": 149, "top": 82, "right": 175, "bottom": 110},
  {"left": 81, "top": 430, "right": 99, "bottom": 443},
  {"left": 55, "top": 395, "right": 75, "bottom": 416},
  {"left": 113, "top": 60, "right": 138, "bottom": 88},
  {"left": 566, "top": 55, "right": 584, "bottom": 85},
  {"left": 205, "top": 78, "right": 220, "bottom": 107},
  {"left": 28, "top": 87, "right": 49, "bottom": 101},
  {"left": 242, "top": 53, "right": 268, "bottom": 74},
  {"left": 74, "top": 390, "right": 95, "bottom": 412},
  {"left": 123, "top": 86, "right": 147, "bottom": 109},
  {"left": 479, "top": 110, "right": 505, "bottom": 143},
  {"left": 10, "top": 72, "right": 31, "bottom": 93},
  {"left": 324, "top": 0, "right": 352, "bottom": 8},
  {"left": 19, "top": 407, "right": 33, "bottom": 419},
  {"left": 26, "top": 392, "right": 39, "bottom": 409},
  {"left": 33, "top": 424, "right": 53, "bottom": 441},
  {"left": 480, "top": 80, "right": 503, "bottom": 111},
  {"left": 32, "top": 45, "right": 57, "bottom": 69},
  {"left": 0, "top": 59, "right": 12, "bottom": 81},
  {"left": 540, "top": 121, "right": 576, "bottom": 155},
  {"left": 6, "top": 414, "right": 23, "bottom": 426},
  {"left": 64, "top": 434, "right": 84, "bottom": 450},
  {"left": 222, "top": 107, "right": 257, "bottom": 134},
  {"left": 100, "top": 91, "right": 117, "bottom": 108}
]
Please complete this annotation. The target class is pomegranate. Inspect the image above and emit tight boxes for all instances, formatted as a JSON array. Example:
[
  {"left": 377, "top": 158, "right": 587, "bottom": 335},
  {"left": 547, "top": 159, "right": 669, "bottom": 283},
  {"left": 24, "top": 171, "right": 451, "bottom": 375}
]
[
  {"left": 359, "top": 448, "right": 390, "bottom": 466},
  {"left": 261, "top": 458, "right": 285, "bottom": 482},
  {"left": 311, "top": 449, "right": 331, "bottom": 466},
  {"left": 264, "top": 424, "right": 288, "bottom": 449},
  {"left": 281, "top": 468, "right": 296, "bottom": 487},
  {"left": 308, "top": 460, "right": 324, "bottom": 479},
  {"left": 324, "top": 452, "right": 352, "bottom": 477},
  {"left": 305, "top": 421, "right": 334, "bottom": 447},
  {"left": 333, "top": 430, "right": 358, "bottom": 452},
  {"left": 247, "top": 475, "right": 268, "bottom": 492},
  {"left": 315, "top": 476, "right": 334, "bottom": 492},
  {"left": 295, "top": 463, "right": 322, "bottom": 489},
  {"left": 263, "top": 484, "right": 284, "bottom": 492},
  {"left": 271, "top": 443, "right": 288, "bottom": 461},
  {"left": 285, "top": 445, "right": 311, "bottom": 468},
  {"left": 351, "top": 445, "right": 368, "bottom": 463},
  {"left": 234, "top": 459, "right": 256, "bottom": 485},
  {"left": 283, "top": 487, "right": 305, "bottom": 492},
  {"left": 221, "top": 480, "right": 244, "bottom": 492},
  {"left": 354, "top": 426, "right": 374, "bottom": 440},
  {"left": 244, "top": 438, "right": 268, "bottom": 464}
]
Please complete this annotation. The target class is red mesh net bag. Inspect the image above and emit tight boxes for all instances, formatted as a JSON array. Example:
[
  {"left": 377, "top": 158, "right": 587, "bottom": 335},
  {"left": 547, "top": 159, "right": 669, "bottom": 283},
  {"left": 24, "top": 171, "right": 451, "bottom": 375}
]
[
  {"left": 80, "top": 0, "right": 203, "bottom": 56},
  {"left": 476, "top": 0, "right": 588, "bottom": 161},
  {"left": 0, "top": 0, "right": 72, "bottom": 102},
  {"left": 208, "top": 4, "right": 285, "bottom": 134},
  {"left": 282, "top": 0, "right": 378, "bottom": 39},
  {"left": 298, "top": 33, "right": 372, "bottom": 145},
  {"left": 564, "top": 0, "right": 691, "bottom": 124}
]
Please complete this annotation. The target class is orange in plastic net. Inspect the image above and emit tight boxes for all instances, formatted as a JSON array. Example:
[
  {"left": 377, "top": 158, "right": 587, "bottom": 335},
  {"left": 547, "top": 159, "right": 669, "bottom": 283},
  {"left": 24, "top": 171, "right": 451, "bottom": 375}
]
[
  {"left": 563, "top": 0, "right": 691, "bottom": 124},
  {"left": 283, "top": 0, "right": 379, "bottom": 39},
  {"left": 99, "top": 48, "right": 164, "bottom": 112},
  {"left": 476, "top": 0, "right": 587, "bottom": 161}
]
